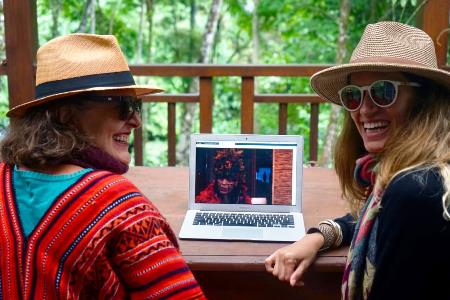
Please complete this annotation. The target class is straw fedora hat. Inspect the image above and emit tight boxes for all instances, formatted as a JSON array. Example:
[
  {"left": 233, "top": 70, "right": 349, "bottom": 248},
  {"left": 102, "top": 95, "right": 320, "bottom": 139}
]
[
  {"left": 7, "top": 33, "right": 163, "bottom": 117},
  {"left": 310, "top": 21, "right": 450, "bottom": 105}
]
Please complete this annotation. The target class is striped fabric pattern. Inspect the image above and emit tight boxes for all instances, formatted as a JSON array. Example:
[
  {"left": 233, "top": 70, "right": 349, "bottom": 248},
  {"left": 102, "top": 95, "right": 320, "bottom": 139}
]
[{"left": 0, "top": 163, "right": 204, "bottom": 299}]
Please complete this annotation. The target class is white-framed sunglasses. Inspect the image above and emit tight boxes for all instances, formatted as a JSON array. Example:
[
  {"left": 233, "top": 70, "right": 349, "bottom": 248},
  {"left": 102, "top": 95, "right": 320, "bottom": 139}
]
[{"left": 338, "top": 80, "right": 421, "bottom": 111}]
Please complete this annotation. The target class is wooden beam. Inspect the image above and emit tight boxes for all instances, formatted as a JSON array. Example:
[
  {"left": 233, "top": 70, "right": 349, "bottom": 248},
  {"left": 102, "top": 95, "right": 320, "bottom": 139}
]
[
  {"left": 130, "top": 64, "right": 333, "bottom": 77},
  {"left": 255, "top": 94, "right": 325, "bottom": 104},
  {"left": 142, "top": 94, "right": 199, "bottom": 103},
  {"left": 3, "top": 0, "right": 37, "bottom": 109},
  {"left": 417, "top": 0, "right": 449, "bottom": 67}
]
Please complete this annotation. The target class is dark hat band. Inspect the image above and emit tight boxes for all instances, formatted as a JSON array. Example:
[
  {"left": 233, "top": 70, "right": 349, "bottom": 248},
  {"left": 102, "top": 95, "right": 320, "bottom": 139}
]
[{"left": 35, "top": 71, "right": 136, "bottom": 99}]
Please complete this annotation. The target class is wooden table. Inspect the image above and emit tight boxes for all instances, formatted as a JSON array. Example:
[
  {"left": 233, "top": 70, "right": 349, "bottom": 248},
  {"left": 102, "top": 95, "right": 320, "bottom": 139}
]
[{"left": 126, "top": 167, "right": 348, "bottom": 300}]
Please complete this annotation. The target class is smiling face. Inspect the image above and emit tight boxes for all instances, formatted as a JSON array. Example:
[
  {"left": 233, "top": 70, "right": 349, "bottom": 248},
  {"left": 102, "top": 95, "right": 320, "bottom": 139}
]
[
  {"left": 349, "top": 72, "right": 417, "bottom": 153},
  {"left": 217, "top": 178, "right": 238, "bottom": 195},
  {"left": 75, "top": 100, "right": 141, "bottom": 164}
]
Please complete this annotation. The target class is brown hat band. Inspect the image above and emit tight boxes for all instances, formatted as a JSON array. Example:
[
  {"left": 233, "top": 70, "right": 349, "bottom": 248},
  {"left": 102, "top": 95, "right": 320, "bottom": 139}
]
[{"left": 35, "top": 70, "right": 136, "bottom": 99}]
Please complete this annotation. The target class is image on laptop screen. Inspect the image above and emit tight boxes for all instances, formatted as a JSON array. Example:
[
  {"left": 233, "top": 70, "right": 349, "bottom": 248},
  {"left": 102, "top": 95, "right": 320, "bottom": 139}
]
[{"left": 194, "top": 141, "right": 297, "bottom": 207}]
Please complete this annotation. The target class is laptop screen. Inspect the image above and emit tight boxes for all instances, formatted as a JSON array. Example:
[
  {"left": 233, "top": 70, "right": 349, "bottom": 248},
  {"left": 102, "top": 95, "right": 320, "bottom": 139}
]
[{"left": 193, "top": 140, "right": 298, "bottom": 206}]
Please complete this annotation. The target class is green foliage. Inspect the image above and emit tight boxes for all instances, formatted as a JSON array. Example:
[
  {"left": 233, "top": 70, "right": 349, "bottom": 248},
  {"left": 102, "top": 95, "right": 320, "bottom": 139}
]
[
  {"left": 0, "top": 77, "right": 9, "bottom": 130},
  {"left": 0, "top": 0, "right": 436, "bottom": 165}
]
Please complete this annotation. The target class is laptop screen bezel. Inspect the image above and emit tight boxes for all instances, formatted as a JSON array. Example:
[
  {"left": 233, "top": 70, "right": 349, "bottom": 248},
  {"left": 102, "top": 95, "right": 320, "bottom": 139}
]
[{"left": 188, "top": 133, "right": 303, "bottom": 213}]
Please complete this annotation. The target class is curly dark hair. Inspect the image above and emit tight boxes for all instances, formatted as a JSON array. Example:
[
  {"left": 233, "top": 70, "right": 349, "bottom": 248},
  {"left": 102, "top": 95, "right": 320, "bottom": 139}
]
[
  {"left": 0, "top": 99, "right": 89, "bottom": 169},
  {"left": 213, "top": 149, "right": 246, "bottom": 181}
]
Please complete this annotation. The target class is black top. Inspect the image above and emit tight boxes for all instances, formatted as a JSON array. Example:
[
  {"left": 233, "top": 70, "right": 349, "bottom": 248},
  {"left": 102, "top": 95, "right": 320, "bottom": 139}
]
[{"left": 336, "top": 167, "right": 450, "bottom": 300}]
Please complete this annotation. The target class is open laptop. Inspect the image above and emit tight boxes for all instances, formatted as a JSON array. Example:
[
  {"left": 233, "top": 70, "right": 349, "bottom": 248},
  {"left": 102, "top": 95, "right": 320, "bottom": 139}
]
[{"left": 179, "top": 134, "right": 305, "bottom": 242}]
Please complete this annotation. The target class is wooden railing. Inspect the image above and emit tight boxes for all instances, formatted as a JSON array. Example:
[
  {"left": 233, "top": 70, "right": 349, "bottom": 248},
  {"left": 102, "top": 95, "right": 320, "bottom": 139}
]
[
  {"left": 130, "top": 64, "right": 333, "bottom": 166},
  {"left": 1, "top": 62, "right": 449, "bottom": 167}
]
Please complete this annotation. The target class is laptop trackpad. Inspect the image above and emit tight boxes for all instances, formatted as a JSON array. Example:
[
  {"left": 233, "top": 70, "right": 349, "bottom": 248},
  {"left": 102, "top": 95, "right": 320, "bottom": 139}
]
[{"left": 222, "top": 227, "right": 263, "bottom": 239}]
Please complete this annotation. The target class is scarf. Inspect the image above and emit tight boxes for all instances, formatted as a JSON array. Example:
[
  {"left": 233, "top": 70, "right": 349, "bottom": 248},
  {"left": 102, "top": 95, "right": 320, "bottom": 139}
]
[
  {"left": 69, "top": 145, "right": 129, "bottom": 174},
  {"left": 342, "top": 154, "right": 381, "bottom": 300}
]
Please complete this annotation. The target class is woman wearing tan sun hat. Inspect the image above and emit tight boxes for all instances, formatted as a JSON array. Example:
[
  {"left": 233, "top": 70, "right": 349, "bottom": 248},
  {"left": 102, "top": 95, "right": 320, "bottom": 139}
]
[
  {"left": 266, "top": 21, "right": 450, "bottom": 299},
  {"left": 0, "top": 34, "right": 205, "bottom": 299}
]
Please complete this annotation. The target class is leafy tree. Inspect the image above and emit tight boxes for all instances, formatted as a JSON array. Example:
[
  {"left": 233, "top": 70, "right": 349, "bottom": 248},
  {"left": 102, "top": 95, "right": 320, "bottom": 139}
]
[{"left": 0, "top": 0, "right": 441, "bottom": 165}]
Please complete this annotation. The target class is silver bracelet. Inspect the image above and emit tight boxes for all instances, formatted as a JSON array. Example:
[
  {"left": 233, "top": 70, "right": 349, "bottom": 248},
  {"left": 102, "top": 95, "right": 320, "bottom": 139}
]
[{"left": 318, "top": 219, "right": 343, "bottom": 250}]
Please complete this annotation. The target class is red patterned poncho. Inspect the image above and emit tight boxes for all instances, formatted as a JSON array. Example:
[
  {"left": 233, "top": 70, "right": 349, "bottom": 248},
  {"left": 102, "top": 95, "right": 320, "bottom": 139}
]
[{"left": 0, "top": 163, "right": 205, "bottom": 299}]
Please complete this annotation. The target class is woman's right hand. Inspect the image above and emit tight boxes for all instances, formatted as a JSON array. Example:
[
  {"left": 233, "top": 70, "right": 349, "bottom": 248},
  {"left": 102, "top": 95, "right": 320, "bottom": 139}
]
[{"left": 264, "top": 232, "right": 324, "bottom": 287}]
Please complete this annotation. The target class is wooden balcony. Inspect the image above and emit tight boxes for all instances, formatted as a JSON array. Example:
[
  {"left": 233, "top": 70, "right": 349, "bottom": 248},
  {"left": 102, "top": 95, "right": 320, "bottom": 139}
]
[
  {"left": 132, "top": 64, "right": 331, "bottom": 166},
  {"left": 1, "top": 1, "right": 448, "bottom": 168}
]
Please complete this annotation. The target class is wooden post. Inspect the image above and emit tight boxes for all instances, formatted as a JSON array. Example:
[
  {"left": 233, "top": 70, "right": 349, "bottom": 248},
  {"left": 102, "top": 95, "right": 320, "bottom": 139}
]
[
  {"left": 278, "top": 103, "right": 287, "bottom": 135},
  {"left": 241, "top": 77, "right": 254, "bottom": 133},
  {"left": 134, "top": 127, "right": 144, "bottom": 166},
  {"left": 3, "top": 0, "right": 37, "bottom": 109},
  {"left": 199, "top": 77, "right": 213, "bottom": 133},
  {"left": 417, "top": 0, "right": 449, "bottom": 68},
  {"left": 309, "top": 103, "right": 319, "bottom": 163},
  {"left": 168, "top": 102, "right": 177, "bottom": 166}
]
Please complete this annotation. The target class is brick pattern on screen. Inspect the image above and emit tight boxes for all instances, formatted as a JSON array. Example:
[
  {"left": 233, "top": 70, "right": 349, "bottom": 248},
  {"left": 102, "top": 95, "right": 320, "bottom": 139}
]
[{"left": 272, "top": 149, "right": 293, "bottom": 205}]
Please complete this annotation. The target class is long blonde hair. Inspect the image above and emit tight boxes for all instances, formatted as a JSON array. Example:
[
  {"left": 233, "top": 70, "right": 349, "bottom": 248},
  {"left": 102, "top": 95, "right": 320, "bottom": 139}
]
[
  {"left": 334, "top": 113, "right": 366, "bottom": 215},
  {"left": 334, "top": 80, "right": 450, "bottom": 217}
]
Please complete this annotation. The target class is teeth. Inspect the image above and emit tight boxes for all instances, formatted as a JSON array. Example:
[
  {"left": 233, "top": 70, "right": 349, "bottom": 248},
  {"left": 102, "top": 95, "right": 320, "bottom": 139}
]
[
  {"left": 113, "top": 135, "right": 129, "bottom": 143},
  {"left": 364, "top": 121, "right": 388, "bottom": 129}
]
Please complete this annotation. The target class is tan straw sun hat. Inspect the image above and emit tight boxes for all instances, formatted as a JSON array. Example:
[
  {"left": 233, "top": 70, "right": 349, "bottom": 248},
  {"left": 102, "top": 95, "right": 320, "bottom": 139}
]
[
  {"left": 7, "top": 33, "right": 163, "bottom": 117},
  {"left": 310, "top": 21, "right": 450, "bottom": 105}
]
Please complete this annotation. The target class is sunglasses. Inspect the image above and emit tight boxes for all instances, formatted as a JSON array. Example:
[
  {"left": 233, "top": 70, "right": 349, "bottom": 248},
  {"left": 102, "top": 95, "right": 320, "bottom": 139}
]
[
  {"left": 338, "top": 80, "right": 421, "bottom": 111},
  {"left": 84, "top": 95, "right": 142, "bottom": 120}
]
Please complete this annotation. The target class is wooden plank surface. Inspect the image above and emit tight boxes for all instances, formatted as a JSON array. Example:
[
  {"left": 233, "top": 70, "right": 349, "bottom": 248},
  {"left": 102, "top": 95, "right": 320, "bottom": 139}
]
[
  {"left": 125, "top": 167, "right": 348, "bottom": 268},
  {"left": 125, "top": 166, "right": 348, "bottom": 299}
]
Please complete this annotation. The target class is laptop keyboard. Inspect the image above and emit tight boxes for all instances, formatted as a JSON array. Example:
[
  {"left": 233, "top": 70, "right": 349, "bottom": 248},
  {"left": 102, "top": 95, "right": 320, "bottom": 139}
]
[{"left": 193, "top": 212, "right": 295, "bottom": 228}]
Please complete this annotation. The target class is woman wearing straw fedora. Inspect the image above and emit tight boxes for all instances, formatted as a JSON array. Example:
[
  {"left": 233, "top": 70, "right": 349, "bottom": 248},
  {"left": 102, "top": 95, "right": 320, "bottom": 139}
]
[
  {"left": 0, "top": 34, "right": 204, "bottom": 299},
  {"left": 265, "top": 21, "right": 450, "bottom": 299}
]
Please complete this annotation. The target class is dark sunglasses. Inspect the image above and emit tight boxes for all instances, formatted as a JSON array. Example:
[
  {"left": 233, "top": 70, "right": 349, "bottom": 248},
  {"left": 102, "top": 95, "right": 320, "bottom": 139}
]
[
  {"left": 84, "top": 95, "right": 142, "bottom": 120},
  {"left": 338, "top": 80, "right": 421, "bottom": 111}
]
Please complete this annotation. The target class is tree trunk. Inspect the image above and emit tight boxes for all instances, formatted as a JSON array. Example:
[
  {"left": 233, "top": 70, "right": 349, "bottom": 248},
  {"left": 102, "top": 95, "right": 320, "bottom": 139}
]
[
  {"left": 0, "top": 1, "right": 4, "bottom": 65},
  {"left": 78, "top": 0, "right": 93, "bottom": 33},
  {"left": 252, "top": 0, "right": 259, "bottom": 64},
  {"left": 170, "top": 1, "right": 181, "bottom": 61},
  {"left": 369, "top": 0, "right": 377, "bottom": 23},
  {"left": 50, "top": 0, "right": 61, "bottom": 38},
  {"left": 141, "top": 0, "right": 154, "bottom": 165},
  {"left": 145, "top": 0, "right": 154, "bottom": 61},
  {"left": 188, "top": 0, "right": 196, "bottom": 62},
  {"left": 90, "top": 0, "right": 96, "bottom": 33},
  {"left": 136, "top": 0, "right": 145, "bottom": 63},
  {"left": 319, "top": 0, "right": 349, "bottom": 167},
  {"left": 177, "top": 0, "right": 222, "bottom": 165},
  {"left": 199, "top": 0, "right": 222, "bottom": 63},
  {"left": 138, "top": 0, "right": 154, "bottom": 165},
  {"left": 252, "top": 0, "right": 259, "bottom": 132},
  {"left": 108, "top": 0, "right": 122, "bottom": 34}
]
